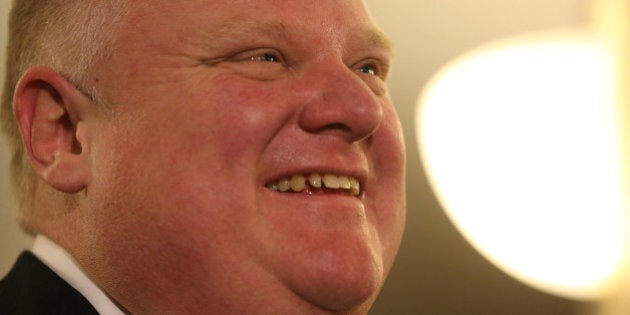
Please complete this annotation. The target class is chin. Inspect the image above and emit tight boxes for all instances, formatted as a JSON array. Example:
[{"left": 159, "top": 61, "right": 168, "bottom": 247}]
[
  {"left": 287, "top": 242, "right": 385, "bottom": 313},
  {"left": 302, "top": 278, "right": 380, "bottom": 313}
]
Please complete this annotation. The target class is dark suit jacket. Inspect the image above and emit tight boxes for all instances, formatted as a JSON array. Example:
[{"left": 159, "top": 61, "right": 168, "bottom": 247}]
[{"left": 0, "top": 251, "right": 98, "bottom": 314}]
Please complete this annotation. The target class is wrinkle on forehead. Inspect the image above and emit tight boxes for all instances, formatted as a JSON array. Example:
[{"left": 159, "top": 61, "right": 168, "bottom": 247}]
[
  {"left": 122, "top": 0, "right": 393, "bottom": 57},
  {"left": 197, "top": 20, "right": 293, "bottom": 50},
  {"left": 197, "top": 18, "right": 393, "bottom": 56}
]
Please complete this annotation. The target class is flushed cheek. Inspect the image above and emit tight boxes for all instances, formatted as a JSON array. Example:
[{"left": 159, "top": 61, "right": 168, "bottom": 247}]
[
  {"left": 177, "top": 75, "right": 295, "bottom": 162},
  {"left": 369, "top": 109, "right": 407, "bottom": 263},
  {"left": 88, "top": 74, "right": 299, "bottom": 247},
  {"left": 85, "top": 121, "right": 264, "bottom": 275}
]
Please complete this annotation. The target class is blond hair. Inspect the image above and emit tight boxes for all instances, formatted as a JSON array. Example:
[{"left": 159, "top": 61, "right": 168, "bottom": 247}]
[{"left": 0, "top": 0, "right": 126, "bottom": 233}]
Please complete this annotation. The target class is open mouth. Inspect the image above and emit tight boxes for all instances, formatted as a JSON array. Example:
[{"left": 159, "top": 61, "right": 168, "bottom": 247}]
[{"left": 265, "top": 173, "right": 361, "bottom": 197}]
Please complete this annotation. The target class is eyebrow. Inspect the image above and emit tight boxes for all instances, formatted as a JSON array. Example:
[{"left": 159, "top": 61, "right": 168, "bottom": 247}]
[
  {"left": 363, "top": 27, "right": 394, "bottom": 55},
  {"left": 199, "top": 19, "right": 393, "bottom": 56}
]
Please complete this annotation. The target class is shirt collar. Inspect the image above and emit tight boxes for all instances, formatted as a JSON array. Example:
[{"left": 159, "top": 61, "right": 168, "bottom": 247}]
[{"left": 31, "top": 234, "right": 125, "bottom": 315}]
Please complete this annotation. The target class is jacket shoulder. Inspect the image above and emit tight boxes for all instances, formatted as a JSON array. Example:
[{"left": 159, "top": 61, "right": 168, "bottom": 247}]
[{"left": 0, "top": 251, "right": 98, "bottom": 315}]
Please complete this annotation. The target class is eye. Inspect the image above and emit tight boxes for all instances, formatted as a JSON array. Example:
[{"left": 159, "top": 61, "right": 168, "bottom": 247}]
[
  {"left": 357, "top": 63, "right": 377, "bottom": 76},
  {"left": 353, "top": 59, "right": 390, "bottom": 95},
  {"left": 355, "top": 59, "right": 389, "bottom": 79},
  {"left": 215, "top": 48, "right": 288, "bottom": 81},
  {"left": 249, "top": 52, "right": 281, "bottom": 63},
  {"left": 230, "top": 49, "right": 285, "bottom": 65}
]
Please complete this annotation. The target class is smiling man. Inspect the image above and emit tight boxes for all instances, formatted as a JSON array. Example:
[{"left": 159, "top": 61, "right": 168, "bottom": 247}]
[{"left": 0, "top": 0, "right": 406, "bottom": 314}]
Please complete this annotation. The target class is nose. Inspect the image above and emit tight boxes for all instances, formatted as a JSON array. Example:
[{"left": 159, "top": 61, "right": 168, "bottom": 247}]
[{"left": 297, "top": 60, "right": 383, "bottom": 143}]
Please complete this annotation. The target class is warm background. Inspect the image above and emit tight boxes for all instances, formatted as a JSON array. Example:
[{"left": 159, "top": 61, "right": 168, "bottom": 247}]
[{"left": 0, "top": 1, "right": 596, "bottom": 314}]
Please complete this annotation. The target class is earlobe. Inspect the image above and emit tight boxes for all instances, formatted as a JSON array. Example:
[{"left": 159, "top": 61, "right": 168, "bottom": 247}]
[{"left": 13, "top": 67, "right": 94, "bottom": 194}]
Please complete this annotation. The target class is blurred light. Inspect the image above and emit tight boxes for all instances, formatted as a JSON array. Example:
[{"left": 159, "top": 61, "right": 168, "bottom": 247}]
[{"left": 416, "top": 30, "right": 627, "bottom": 300}]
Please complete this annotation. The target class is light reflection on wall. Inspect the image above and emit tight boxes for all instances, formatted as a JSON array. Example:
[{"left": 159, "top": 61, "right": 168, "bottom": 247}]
[{"left": 416, "top": 29, "right": 627, "bottom": 300}]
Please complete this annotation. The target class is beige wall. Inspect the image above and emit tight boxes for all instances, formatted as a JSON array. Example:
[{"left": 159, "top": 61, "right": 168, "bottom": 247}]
[{"left": 0, "top": 1, "right": 596, "bottom": 314}]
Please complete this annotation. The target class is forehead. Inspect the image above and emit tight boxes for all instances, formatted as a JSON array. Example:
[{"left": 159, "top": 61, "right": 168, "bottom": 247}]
[{"left": 120, "top": 0, "right": 391, "bottom": 54}]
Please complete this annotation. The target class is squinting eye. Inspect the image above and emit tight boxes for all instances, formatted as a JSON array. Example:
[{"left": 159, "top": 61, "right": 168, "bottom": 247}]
[
  {"left": 226, "top": 48, "right": 285, "bottom": 65},
  {"left": 249, "top": 52, "right": 280, "bottom": 63},
  {"left": 357, "top": 64, "right": 377, "bottom": 76}
]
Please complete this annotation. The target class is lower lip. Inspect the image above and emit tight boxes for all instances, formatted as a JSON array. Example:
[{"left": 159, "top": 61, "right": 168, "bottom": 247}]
[
  {"left": 265, "top": 197, "right": 366, "bottom": 227},
  {"left": 261, "top": 187, "right": 368, "bottom": 230},
  {"left": 262, "top": 186, "right": 364, "bottom": 205},
  {"left": 292, "top": 186, "right": 356, "bottom": 196},
  {"left": 264, "top": 182, "right": 361, "bottom": 196}
]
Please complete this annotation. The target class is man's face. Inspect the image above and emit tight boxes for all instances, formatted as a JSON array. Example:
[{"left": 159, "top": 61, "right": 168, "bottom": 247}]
[{"left": 80, "top": 0, "right": 406, "bottom": 313}]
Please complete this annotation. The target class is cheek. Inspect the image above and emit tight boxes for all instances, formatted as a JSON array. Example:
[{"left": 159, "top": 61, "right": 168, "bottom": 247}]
[
  {"left": 105, "top": 74, "right": 293, "bottom": 180},
  {"left": 368, "top": 106, "right": 407, "bottom": 263},
  {"left": 178, "top": 75, "right": 294, "bottom": 167},
  {"left": 83, "top": 116, "right": 264, "bottom": 290},
  {"left": 86, "top": 74, "right": 298, "bottom": 249}
]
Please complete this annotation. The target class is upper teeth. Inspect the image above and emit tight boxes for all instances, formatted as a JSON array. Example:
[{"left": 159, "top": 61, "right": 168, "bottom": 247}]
[{"left": 266, "top": 173, "right": 361, "bottom": 196}]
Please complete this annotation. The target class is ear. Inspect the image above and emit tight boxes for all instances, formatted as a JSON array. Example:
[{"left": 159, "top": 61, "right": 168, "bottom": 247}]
[{"left": 13, "top": 66, "right": 95, "bottom": 194}]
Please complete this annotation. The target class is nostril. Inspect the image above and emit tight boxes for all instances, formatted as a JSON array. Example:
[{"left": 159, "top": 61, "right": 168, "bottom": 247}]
[{"left": 319, "top": 123, "right": 352, "bottom": 133}]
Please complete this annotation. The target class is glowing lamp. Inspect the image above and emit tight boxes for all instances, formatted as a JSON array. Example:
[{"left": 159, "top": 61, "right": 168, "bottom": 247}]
[{"left": 416, "top": 30, "right": 627, "bottom": 300}]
